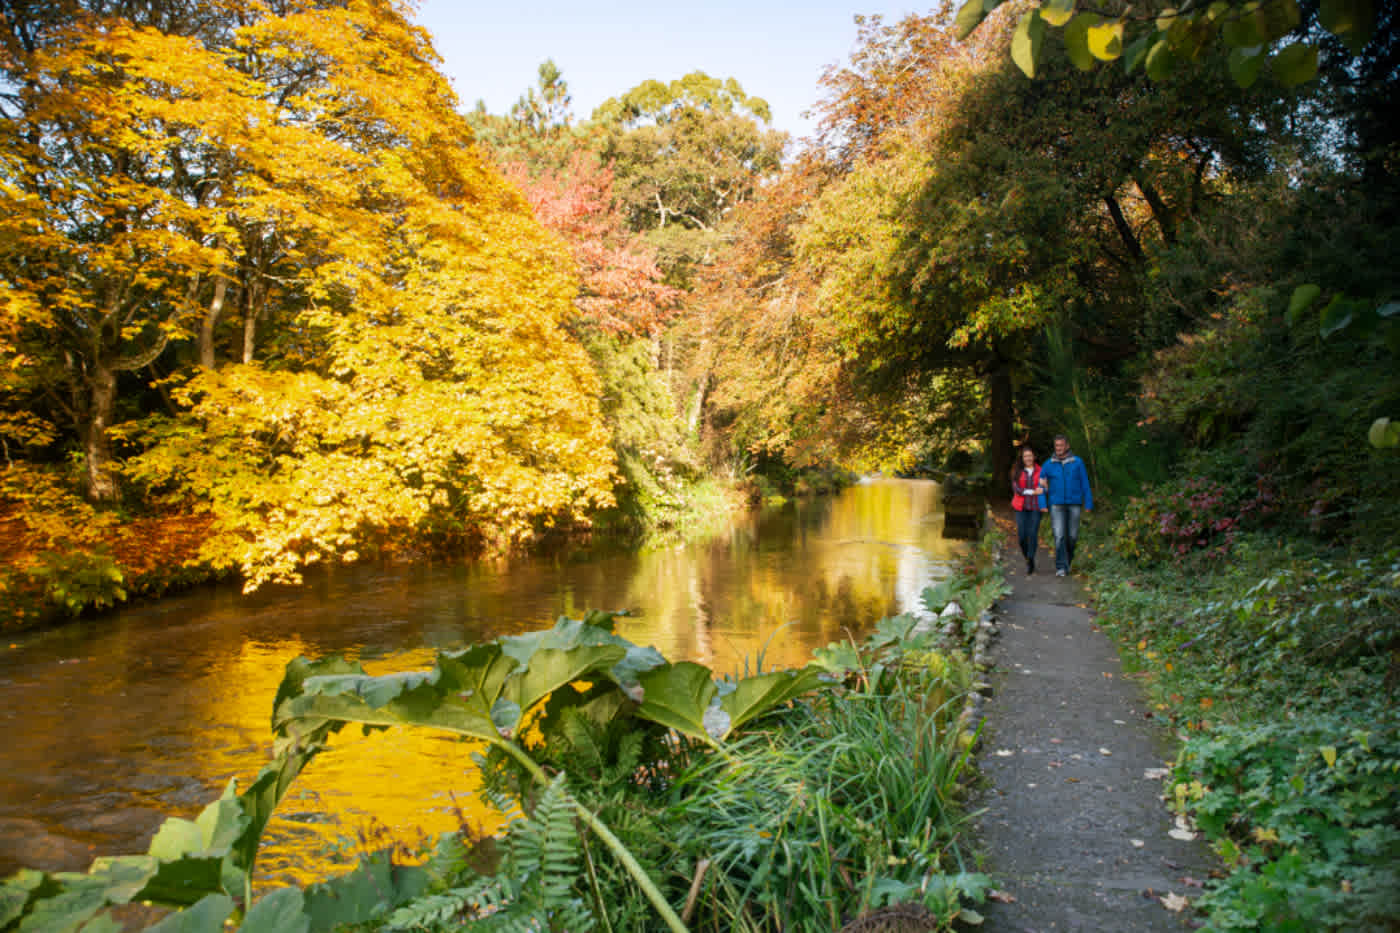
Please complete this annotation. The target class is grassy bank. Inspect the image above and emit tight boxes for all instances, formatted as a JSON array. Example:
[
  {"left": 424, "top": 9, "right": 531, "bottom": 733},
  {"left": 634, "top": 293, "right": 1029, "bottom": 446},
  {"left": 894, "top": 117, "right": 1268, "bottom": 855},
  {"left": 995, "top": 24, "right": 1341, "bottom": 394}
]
[{"left": 1076, "top": 520, "right": 1399, "bottom": 931}]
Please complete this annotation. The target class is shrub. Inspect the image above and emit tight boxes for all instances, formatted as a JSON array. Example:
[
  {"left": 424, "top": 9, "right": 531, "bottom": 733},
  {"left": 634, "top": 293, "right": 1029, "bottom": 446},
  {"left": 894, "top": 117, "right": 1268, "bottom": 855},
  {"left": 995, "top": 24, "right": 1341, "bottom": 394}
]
[
  {"left": 1112, "top": 472, "right": 1277, "bottom": 565},
  {"left": 1173, "top": 718, "right": 1400, "bottom": 932}
]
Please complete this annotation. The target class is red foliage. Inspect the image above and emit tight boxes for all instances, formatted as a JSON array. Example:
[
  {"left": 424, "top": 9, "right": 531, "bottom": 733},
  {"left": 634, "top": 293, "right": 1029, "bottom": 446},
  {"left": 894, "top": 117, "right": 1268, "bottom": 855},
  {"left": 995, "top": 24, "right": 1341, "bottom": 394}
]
[{"left": 501, "top": 154, "right": 680, "bottom": 337}]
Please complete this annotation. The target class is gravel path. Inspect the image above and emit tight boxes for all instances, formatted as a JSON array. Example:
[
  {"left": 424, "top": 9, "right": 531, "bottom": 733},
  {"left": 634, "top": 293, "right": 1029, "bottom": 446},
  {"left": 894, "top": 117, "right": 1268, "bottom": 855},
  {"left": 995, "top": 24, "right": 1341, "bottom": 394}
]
[{"left": 972, "top": 525, "right": 1215, "bottom": 932}]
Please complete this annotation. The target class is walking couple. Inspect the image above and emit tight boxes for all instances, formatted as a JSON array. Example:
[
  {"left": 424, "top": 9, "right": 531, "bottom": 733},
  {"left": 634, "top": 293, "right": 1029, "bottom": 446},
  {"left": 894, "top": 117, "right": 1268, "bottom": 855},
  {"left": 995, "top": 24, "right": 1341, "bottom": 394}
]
[{"left": 1011, "top": 434, "right": 1094, "bottom": 577}]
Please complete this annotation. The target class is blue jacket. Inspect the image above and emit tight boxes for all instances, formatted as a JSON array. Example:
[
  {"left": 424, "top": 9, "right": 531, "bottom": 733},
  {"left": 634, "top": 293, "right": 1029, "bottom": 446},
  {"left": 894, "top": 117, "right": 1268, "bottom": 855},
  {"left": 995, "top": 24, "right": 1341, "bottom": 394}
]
[{"left": 1041, "top": 453, "right": 1093, "bottom": 509}]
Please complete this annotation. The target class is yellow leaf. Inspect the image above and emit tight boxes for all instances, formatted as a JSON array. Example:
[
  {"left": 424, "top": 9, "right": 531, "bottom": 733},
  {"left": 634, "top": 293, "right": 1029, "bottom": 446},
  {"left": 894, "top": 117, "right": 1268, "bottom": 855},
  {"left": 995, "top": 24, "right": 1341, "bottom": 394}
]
[
  {"left": 1320, "top": 745, "right": 1337, "bottom": 768},
  {"left": 1087, "top": 19, "right": 1125, "bottom": 60}
]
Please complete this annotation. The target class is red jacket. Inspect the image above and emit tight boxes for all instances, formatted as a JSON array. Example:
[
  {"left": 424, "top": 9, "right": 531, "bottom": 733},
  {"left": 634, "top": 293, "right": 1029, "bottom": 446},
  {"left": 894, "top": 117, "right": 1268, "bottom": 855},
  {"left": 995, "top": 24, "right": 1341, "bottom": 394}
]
[{"left": 1012, "top": 465, "right": 1046, "bottom": 512}]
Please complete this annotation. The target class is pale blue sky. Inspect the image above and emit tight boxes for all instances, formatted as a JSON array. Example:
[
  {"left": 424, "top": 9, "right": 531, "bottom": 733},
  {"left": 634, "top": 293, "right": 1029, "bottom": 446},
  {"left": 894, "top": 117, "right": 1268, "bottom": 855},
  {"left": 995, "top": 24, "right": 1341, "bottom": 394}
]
[{"left": 413, "top": 0, "right": 929, "bottom": 141}]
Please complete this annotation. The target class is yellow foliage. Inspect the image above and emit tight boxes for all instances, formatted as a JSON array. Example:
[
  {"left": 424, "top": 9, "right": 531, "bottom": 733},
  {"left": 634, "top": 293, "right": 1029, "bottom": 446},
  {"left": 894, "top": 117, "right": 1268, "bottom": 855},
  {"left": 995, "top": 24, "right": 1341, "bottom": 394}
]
[{"left": 5, "top": 0, "right": 616, "bottom": 588}]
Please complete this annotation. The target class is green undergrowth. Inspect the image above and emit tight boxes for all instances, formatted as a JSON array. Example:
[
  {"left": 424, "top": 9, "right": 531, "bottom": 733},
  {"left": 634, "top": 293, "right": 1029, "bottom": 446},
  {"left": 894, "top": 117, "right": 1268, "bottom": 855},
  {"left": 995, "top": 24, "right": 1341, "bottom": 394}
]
[
  {"left": 2, "top": 564, "right": 999, "bottom": 932},
  {"left": 1079, "top": 524, "right": 1399, "bottom": 932}
]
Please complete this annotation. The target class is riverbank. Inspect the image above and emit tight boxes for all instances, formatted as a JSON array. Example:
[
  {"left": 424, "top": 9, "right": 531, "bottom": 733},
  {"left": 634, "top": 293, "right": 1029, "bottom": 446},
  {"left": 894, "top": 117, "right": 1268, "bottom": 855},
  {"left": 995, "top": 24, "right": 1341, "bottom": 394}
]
[
  {"left": 2, "top": 514, "right": 999, "bottom": 931},
  {"left": 0, "top": 463, "right": 788, "bottom": 635},
  {"left": 1079, "top": 520, "right": 1399, "bottom": 931}
]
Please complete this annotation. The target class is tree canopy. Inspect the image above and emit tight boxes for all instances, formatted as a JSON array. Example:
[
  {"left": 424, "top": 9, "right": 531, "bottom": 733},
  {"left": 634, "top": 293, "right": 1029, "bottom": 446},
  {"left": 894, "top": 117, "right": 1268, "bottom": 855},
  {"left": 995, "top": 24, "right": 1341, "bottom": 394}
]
[{"left": 1, "top": 0, "right": 616, "bottom": 587}]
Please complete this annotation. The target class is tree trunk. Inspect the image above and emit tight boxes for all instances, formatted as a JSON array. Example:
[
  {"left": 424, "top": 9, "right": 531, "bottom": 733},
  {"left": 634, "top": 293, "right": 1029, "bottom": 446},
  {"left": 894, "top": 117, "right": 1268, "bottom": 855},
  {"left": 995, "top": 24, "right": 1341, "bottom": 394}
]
[
  {"left": 199, "top": 276, "right": 229, "bottom": 369},
  {"left": 84, "top": 359, "right": 119, "bottom": 502},
  {"left": 1103, "top": 194, "right": 1145, "bottom": 263},
  {"left": 1133, "top": 174, "right": 1177, "bottom": 245},
  {"left": 242, "top": 281, "right": 260, "bottom": 364},
  {"left": 988, "top": 358, "right": 1013, "bottom": 499},
  {"left": 687, "top": 370, "right": 710, "bottom": 438}
]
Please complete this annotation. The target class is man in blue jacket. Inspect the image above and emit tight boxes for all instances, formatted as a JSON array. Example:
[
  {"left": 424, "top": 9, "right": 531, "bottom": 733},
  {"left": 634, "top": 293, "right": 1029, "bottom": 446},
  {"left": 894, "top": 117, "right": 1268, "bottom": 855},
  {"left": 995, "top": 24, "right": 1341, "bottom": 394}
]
[{"left": 1040, "top": 434, "right": 1093, "bottom": 577}]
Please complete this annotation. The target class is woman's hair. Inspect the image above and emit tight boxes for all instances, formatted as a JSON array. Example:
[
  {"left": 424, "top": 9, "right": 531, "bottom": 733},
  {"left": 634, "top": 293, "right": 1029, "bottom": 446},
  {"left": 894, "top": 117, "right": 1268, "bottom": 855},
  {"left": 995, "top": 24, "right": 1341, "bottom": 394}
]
[{"left": 1011, "top": 445, "right": 1037, "bottom": 480}]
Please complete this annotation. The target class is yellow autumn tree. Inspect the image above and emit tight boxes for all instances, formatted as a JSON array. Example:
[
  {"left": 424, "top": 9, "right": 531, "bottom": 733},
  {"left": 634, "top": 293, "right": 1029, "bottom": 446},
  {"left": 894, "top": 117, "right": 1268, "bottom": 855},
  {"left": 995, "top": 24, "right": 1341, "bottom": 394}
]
[{"left": 2, "top": 0, "right": 616, "bottom": 588}]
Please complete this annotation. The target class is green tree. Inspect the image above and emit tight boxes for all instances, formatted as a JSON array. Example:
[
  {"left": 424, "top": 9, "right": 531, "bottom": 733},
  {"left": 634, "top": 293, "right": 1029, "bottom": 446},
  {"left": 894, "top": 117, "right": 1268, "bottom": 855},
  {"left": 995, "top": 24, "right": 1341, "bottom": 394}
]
[
  {"left": 799, "top": 7, "right": 1290, "bottom": 480},
  {"left": 592, "top": 71, "right": 786, "bottom": 286}
]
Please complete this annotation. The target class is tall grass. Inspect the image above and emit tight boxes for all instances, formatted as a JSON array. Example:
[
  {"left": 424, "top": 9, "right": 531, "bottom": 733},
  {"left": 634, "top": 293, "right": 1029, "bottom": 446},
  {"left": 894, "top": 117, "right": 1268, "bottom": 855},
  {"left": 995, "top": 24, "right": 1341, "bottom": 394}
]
[{"left": 664, "top": 665, "right": 983, "bottom": 932}]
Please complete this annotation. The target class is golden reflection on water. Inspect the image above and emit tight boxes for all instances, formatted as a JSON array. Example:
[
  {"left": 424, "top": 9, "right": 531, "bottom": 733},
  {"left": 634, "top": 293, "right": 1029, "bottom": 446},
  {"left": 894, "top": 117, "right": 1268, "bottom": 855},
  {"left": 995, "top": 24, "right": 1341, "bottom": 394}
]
[{"left": 0, "top": 479, "right": 965, "bottom": 886}]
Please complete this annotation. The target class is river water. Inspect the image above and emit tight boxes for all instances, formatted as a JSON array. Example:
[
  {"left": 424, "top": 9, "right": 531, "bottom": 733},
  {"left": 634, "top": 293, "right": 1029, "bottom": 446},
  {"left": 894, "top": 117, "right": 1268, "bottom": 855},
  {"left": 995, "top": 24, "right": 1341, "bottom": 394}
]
[{"left": 0, "top": 478, "right": 966, "bottom": 887}]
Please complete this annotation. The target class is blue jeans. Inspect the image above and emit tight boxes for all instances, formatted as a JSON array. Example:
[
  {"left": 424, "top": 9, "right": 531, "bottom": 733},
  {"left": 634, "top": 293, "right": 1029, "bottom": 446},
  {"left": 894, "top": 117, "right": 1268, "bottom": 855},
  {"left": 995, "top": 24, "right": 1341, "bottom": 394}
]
[
  {"left": 1050, "top": 504, "right": 1082, "bottom": 573},
  {"left": 1015, "top": 508, "right": 1041, "bottom": 568}
]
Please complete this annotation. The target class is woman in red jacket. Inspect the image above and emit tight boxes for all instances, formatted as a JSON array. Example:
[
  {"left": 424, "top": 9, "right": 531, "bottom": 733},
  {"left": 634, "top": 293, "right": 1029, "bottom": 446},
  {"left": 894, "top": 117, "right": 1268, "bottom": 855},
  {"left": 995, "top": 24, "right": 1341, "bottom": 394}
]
[{"left": 1011, "top": 445, "right": 1048, "bottom": 574}]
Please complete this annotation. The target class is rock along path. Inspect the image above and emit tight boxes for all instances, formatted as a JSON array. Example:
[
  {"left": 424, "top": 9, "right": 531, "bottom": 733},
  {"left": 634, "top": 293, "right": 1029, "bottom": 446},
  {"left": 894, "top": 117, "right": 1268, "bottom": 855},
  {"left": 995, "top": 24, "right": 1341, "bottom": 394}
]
[{"left": 972, "top": 512, "right": 1215, "bottom": 932}]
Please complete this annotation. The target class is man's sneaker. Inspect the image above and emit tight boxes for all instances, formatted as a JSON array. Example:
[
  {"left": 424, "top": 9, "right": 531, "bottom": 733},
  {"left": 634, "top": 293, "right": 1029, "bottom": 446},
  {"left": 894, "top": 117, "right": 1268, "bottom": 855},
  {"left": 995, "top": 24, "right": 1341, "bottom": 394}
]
[{"left": 1056, "top": 569, "right": 1067, "bottom": 577}]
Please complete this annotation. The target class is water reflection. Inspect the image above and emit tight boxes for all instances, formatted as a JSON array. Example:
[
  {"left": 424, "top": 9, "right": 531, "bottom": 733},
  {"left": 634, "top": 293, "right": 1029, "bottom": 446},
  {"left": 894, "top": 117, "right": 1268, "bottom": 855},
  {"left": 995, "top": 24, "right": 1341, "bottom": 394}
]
[{"left": 0, "top": 478, "right": 963, "bottom": 885}]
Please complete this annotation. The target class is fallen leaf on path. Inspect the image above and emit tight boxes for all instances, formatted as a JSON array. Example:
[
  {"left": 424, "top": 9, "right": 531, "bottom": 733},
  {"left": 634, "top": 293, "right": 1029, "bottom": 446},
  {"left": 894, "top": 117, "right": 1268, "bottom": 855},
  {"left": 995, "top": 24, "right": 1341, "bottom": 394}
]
[
  {"left": 1064, "top": 777, "right": 1080, "bottom": 783},
  {"left": 1131, "top": 839, "right": 1145, "bottom": 848},
  {"left": 1050, "top": 738, "right": 1062, "bottom": 744},
  {"left": 1180, "top": 876, "right": 1204, "bottom": 888},
  {"left": 1102, "top": 672, "right": 1114, "bottom": 678},
  {"left": 1113, "top": 719, "right": 1126, "bottom": 725},
  {"left": 987, "top": 889, "right": 1016, "bottom": 904},
  {"left": 1144, "top": 767, "right": 1171, "bottom": 780},
  {"left": 994, "top": 749, "right": 1015, "bottom": 757},
  {"left": 1160, "top": 892, "right": 1191, "bottom": 912},
  {"left": 1099, "top": 747, "right": 1113, "bottom": 756},
  {"left": 1169, "top": 815, "right": 1198, "bottom": 841}
]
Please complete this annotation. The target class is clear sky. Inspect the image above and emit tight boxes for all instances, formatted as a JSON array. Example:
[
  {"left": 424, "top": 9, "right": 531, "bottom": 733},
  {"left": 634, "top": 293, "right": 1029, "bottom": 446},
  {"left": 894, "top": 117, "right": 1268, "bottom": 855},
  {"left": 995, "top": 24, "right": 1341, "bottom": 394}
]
[{"left": 412, "top": 0, "right": 929, "bottom": 142}]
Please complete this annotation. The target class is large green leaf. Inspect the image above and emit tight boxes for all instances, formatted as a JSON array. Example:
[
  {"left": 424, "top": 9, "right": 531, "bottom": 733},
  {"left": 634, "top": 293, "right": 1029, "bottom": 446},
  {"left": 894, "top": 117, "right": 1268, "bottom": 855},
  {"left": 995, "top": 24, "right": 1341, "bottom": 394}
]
[
  {"left": 635, "top": 662, "right": 723, "bottom": 742},
  {"left": 0, "top": 870, "right": 44, "bottom": 927},
  {"left": 1369, "top": 418, "right": 1400, "bottom": 449},
  {"left": 1319, "top": 295, "right": 1355, "bottom": 336},
  {"left": 301, "top": 856, "right": 429, "bottom": 932},
  {"left": 499, "top": 615, "right": 662, "bottom": 691},
  {"left": 1145, "top": 38, "right": 1176, "bottom": 80},
  {"left": 238, "top": 888, "right": 308, "bottom": 933},
  {"left": 1012, "top": 11, "right": 1046, "bottom": 77},
  {"left": 436, "top": 643, "right": 520, "bottom": 734},
  {"left": 82, "top": 858, "right": 159, "bottom": 906},
  {"left": 1287, "top": 283, "right": 1321, "bottom": 324},
  {"left": 16, "top": 880, "right": 106, "bottom": 933},
  {"left": 1228, "top": 45, "right": 1265, "bottom": 87},
  {"left": 1257, "top": 0, "right": 1302, "bottom": 40},
  {"left": 1039, "top": 0, "right": 1075, "bottom": 28},
  {"left": 143, "top": 894, "right": 234, "bottom": 933},
  {"left": 954, "top": 0, "right": 990, "bottom": 40},
  {"left": 272, "top": 657, "right": 365, "bottom": 726},
  {"left": 608, "top": 642, "right": 668, "bottom": 693},
  {"left": 1221, "top": 11, "right": 1263, "bottom": 48},
  {"left": 1319, "top": 0, "right": 1374, "bottom": 52},
  {"left": 811, "top": 640, "right": 861, "bottom": 676},
  {"left": 1122, "top": 31, "right": 1154, "bottom": 73},
  {"left": 502, "top": 645, "right": 629, "bottom": 728},
  {"left": 1271, "top": 43, "right": 1318, "bottom": 86},
  {"left": 720, "top": 668, "right": 826, "bottom": 733},
  {"left": 1064, "top": 15, "right": 1099, "bottom": 71}
]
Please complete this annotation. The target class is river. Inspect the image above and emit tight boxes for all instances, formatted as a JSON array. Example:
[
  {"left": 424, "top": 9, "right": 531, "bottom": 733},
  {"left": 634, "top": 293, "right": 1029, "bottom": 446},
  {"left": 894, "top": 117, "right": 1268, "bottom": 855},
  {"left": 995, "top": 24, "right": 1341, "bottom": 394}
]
[{"left": 0, "top": 478, "right": 966, "bottom": 887}]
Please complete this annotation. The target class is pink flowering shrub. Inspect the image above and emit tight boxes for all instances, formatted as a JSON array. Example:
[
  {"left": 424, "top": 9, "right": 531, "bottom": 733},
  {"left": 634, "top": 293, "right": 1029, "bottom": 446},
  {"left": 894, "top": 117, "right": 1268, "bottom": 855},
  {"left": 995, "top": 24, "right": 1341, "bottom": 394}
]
[{"left": 1113, "top": 474, "right": 1277, "bottom": 565}]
